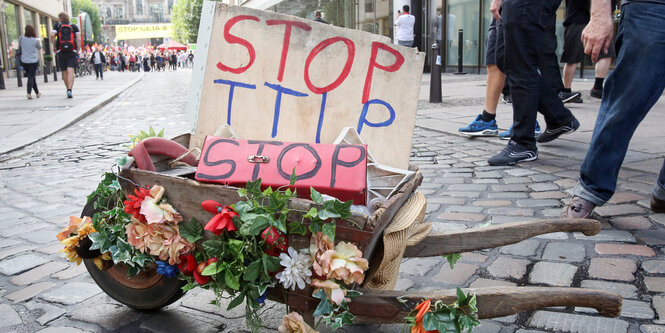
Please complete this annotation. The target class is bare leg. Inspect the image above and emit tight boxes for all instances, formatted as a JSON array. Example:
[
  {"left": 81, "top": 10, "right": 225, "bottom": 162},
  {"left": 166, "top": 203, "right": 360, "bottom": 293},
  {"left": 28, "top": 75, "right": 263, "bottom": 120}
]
[
  {"left": 61, "top": 70, "right": 69, "bottom": 90},
  {"left": 563, "top": 63, "right": 578, "bottom": 89},
  {"left": 595, "top": 58, "right": 611, "bottom": 78},
  {"left": 65, "top": 68, "right": 75, "bottom": 90},
  {"left": 484, "top": 64, "right": 506, "bottom": 114}
]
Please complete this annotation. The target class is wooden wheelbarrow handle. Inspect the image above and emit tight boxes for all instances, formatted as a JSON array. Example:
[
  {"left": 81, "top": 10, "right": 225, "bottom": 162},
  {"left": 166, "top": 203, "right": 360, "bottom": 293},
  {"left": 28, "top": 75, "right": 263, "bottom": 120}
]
[
  {"left": 404, "top": 218, "right": 600, "bottom": 257},
  {"left": 350, "top": 287, "right": 621, "bottom": 323}
]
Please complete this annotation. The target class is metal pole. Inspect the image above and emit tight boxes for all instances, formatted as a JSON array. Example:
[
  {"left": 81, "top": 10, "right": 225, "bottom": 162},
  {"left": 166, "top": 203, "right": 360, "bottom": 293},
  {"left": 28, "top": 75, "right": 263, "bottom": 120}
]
[
  {"left": 454, "top": 29, "right": 466, "bottom": 75},
  {"left": 429, "top": 42, "right": 442, "bottom": 103},
  {"left": 53, "top": 64, "right": 58, "bottom": 81},
  {"left": 0, "top": 68, "right": 5, "bottom": 89},
  {"left": 43, "top": 65, "right": 48, "bottom": 83},
  {"left": 16, "top": 63, "right": 22, "bottom": 87}
]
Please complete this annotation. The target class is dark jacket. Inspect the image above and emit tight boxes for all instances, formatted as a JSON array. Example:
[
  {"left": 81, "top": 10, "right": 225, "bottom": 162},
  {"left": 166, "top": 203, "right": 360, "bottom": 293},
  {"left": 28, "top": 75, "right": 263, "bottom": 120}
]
[{"left": 91, "top": 51, "right": 106, "bottom": 64}]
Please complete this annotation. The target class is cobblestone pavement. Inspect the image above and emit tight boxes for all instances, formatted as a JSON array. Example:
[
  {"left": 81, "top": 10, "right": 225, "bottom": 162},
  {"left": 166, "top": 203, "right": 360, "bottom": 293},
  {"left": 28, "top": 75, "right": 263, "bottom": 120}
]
[{"left": 0, "top": 70, "right": 663, "bottom": 333}]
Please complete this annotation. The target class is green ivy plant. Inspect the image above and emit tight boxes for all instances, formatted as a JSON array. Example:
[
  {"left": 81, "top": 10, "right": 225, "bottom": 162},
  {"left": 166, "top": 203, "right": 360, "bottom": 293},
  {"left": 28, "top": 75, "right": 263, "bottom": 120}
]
[{"left": 404, "top": 288, "right": 480, "bottom": 333}]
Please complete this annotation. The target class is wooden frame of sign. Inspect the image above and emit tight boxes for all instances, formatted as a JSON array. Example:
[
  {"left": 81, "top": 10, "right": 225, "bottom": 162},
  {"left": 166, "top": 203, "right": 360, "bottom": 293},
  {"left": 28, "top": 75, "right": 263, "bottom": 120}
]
[{"left": 187, "top": 2, "right": 425, "bottom": 170}]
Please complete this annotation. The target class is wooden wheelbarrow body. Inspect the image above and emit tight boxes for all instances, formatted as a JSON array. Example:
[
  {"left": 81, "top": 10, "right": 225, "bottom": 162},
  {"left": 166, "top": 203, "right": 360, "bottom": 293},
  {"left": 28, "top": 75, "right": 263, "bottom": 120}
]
[{"left": 84, "top": 133, "right": 622, "bottom": 322}]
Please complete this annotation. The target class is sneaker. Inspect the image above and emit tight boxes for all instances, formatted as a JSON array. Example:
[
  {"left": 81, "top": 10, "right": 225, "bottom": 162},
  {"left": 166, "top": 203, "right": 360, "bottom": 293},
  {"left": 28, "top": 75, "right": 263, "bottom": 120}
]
[
  {"left": 561, "top": 196, "right": 596, "bottom": 218},
  {"left": 502, "top": 94, "right": 512, "bottom": 104},
  {"left": 498, "top": 121, "right": 542, "bottom": 140},
  {"left": 67, "top": 91, "right": 73, "bottom": 99},
  {"left": 559, "top": 91, "right": 582, "bottom": 103},
  {"left": 458, "top": 115, "right": 499, "bottom": 136},
  {"left": 536, "top": 117, "right": 580, "bottom": 143},
  {"left": 36, "top": 93, "right": 41, "bottom": 98},
  {"left": 487, "top": 140, "right": 538, "bottom": 166},
  {"left": 590, "top": 88, "right": 602, "bottom": 99},
  {"left": 572, "top": 96, "right": 584, "bottom": 103},
  {"left": 27, "top": 93, "right": 32, "bottom": 100},
  {"left": 651, "top": 195, "right": 665, "bottom": 214}
]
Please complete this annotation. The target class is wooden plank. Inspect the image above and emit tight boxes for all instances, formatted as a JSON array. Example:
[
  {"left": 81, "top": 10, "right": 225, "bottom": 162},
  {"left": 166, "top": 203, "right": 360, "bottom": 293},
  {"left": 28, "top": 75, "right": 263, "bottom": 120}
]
[
  {"left": 403, "top": 218, "right": 601, "bottom": 258},
  {"left": 349, "top": 287, "right": 621, "bottom": 323}
]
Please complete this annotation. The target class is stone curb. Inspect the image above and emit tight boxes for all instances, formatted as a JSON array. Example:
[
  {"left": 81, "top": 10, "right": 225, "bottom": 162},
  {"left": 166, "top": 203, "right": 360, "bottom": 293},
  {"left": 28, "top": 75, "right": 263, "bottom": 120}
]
[{"left": 0, "top": 73, "right": 146, "bottom": 155}]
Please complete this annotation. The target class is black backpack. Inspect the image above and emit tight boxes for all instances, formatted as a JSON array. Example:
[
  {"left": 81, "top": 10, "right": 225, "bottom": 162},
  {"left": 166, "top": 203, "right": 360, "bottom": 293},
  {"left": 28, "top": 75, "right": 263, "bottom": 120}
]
[{"left": 57, "top": 24, "right": 75, "bottom": 52}]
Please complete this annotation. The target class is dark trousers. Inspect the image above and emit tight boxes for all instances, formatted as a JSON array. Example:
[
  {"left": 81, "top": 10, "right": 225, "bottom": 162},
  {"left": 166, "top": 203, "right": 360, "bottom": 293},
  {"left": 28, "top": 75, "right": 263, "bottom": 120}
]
[
  {"left": 23, "top": 62, "right": 39, "bottom": 95},
  {"left": 497, "top": 0, "right": 574, "bottom": 149},
  {"left": 94, "top": 63, "right": 104, "bottom": 79}
]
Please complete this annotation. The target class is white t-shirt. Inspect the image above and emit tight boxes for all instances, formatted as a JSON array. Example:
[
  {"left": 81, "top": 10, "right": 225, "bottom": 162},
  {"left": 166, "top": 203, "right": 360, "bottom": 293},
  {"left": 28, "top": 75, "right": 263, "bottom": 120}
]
[
  {"left": 93, "top": 52, "right": 102, "bottom": 64},
  {"left": 395, "top": 13, "right": 415, "bottom": 42}
]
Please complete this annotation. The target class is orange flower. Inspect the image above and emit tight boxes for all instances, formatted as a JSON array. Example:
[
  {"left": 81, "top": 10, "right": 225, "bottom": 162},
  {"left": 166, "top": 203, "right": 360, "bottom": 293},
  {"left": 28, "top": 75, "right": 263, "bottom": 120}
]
[
  {"left": 56, "top": 216, "right": 92, "bottom": 241},
  {"left": 411, "top": 299, "right": 438, "bottom": 333}
]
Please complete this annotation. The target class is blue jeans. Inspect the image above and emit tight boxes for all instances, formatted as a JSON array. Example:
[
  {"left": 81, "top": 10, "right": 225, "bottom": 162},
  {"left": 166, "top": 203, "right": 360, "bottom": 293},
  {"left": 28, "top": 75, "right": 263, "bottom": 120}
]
[
  {"left": 497, "top": 0, "right": 574, "bottom": 150},
  {"left": 574, "top": 2, "right": 665, "bottom": 205}
]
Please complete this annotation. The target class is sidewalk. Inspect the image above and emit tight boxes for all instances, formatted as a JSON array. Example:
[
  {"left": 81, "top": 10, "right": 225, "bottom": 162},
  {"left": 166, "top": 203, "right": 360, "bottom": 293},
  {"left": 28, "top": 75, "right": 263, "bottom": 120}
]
[
  {"left": 417, "top": 73, "right": 665, "bottom": 174},
  {"left": 0, "top": 70, "right": 143, "bottom": 154}
]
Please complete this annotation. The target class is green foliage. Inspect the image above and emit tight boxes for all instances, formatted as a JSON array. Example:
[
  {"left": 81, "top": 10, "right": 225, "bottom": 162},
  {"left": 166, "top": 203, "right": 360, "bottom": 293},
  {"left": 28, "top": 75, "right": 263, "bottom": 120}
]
[
  {"left": 180, "top": 218, "right": 204, "bottom": 243},
  {"left": 71, "top": 0, "right": 103, "bottom": 43},
  {"left": 443, "top": 253, "right": 462, "bottom": 269},
  {"left": 171, "top": 0, "right": 213, "bottom": 44},
  {"left": 405, "top": 288, "right": 480, "bottom": 333},
  {"left": 313, "top": 288, "right": 361, "bottom": 330}
]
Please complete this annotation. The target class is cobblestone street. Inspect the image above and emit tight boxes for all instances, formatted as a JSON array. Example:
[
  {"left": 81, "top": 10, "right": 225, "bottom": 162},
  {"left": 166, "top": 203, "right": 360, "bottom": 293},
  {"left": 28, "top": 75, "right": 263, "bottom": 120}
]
[{"left": 0, "top": 70, "right": 663, "bottom": 332}]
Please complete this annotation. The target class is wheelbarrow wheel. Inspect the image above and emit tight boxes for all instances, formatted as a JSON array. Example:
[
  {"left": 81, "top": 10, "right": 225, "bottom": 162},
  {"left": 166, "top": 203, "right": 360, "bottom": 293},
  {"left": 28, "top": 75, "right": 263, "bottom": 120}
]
[{"left": 81, "top": 196, "right": 185, "bottom": 310}]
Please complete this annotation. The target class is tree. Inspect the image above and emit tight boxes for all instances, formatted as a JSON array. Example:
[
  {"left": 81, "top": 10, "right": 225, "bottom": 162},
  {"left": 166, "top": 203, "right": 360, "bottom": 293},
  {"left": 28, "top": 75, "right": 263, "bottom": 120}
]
[
  {"left": 172, "top": 0, "right": 210, "bottom": 44},
  {"left": 72, "top": 0, "right": 103, "bottom": 44}
]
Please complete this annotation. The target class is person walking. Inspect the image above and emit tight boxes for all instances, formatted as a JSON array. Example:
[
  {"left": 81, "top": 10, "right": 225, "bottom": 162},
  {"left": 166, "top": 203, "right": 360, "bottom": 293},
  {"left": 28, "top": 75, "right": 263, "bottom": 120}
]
[
  {"left": 394, "top": 5, "right": 415, "bottom": 47},
  {"left": 50, "top": 12, "right": 81, "bottom": 98},
  {"left": 20, "top": 25, "right": 42, "bottom": 99},
  {"left": 313, "top": 11, "right": 329, "bottom": 24},
  {"left": 562, "top": 0, "right": 665, "bottom": 217},
  {"left": 91, "top": 46, "right": 106, "bottom": 80}
]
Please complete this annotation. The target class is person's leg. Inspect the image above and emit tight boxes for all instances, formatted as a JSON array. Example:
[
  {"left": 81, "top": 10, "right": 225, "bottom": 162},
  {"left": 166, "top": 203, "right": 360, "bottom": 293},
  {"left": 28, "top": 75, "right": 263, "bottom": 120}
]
[
  {"left": 572, "top": 2, "right": 665, "bottom": 207},
  {"left": 539, "top": 1, "right": 564, "bottom": 94},
  {"left": 61, "top": 70, "right": 69, "bottom": 89},
  {"left": 591, "top": 57, "right": 612, "bottom": 98},
  {"left": 485, "top": 64, "right": 506, "bottom": 114},
  {"left": 562, "top": 63, "right": 577, "bottom": 89},
  {"left": 94, "top": 63, "right": 100, "bottom": 78},
  {"left": 25, "top": 63, "right": 36, "bottom": 95},
  {"left": 66, "top": 67, "right": 75, "bottom": 90},
  {"left": 29, "top": 64, "right": 39, "bottom": 95}
]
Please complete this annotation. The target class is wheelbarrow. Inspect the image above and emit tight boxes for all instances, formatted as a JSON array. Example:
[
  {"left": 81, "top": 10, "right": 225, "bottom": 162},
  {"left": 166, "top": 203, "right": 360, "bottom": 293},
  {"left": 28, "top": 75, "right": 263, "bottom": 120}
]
[{"left": 81, "top": 133, "right": 622, "bottom": 326}]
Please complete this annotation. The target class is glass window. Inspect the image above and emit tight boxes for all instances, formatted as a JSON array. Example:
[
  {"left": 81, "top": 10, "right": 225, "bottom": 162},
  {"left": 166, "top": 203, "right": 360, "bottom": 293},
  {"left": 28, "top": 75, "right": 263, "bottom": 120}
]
[
  {"left": 23, "top": 9, "right": 36, "bottom": 30},
  {"left": 137, "top": 0, "right": 144, "bottom": 15},
  {"left": 4, "top": 2, "right": 20, "bottom": 70},
  {"left": 114, "top": 5, "right": 124, "bottom": 19},
  {"left": 149, "top": 3, "right": 164, "bottom": 21},
  {"left": 168, "top": 0, "right": 174, "bottom": 14},
  {"left": 446, "top": 0, "right": 479, "bottom": 67}
]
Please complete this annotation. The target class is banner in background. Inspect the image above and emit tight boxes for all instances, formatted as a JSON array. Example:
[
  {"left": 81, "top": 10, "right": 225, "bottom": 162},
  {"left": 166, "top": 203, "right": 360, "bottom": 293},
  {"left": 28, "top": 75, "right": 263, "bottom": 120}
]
[{"left": 115, "top": 24, "right": 172, "bottom": 40}]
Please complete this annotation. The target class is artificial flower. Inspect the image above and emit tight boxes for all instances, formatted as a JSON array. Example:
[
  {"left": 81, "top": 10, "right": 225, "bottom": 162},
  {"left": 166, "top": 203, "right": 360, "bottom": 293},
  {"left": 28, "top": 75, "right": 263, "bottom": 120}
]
[
  {"left": 256, "top": 291, "right": 268, "bottom": 304},
  {"left": 201, "top": 200, "right": 238, "bottom": 235},
  {"left": 167, "top": 235, "right": 195, "bottom": 265},
  {"left": 140, "top": 185, "right": 183, "bottom": 224},
  {"left": 319, "top": 242, "right": 369, "bottom": 285},
  {"left": 412, "top": 299, "right": 436, "bottom": 333},
  {"left": 92, "top": 252, "right": 112, "bottom": 270},
  {"left": 56, "top": 216, "right": 92, "bottom": 241},
  {"left": 123, "top": 187, "right": 151, "bottom": 222},
  {"left": 178, "top": 254, "right": 196, "bottom": 275},
  {"left": 278, "top": 312, "right": 319, "bottom": 333},
  {"left": 59, "top": 218, "right": 97, "bottom": 265},
  {"left": 275, "top": 247, "right": 312, "bottom": 291},
  {"left": 311, "top": 279, "right": 347, "bottom": 306},
  {"left": 262, "top": 226, "right": 288, "bottom": 256},
  {"left": 125, "top": 219, "right": 149, "bottom": 252},
  {"left": 156, "top": 260, "right": 179, "bottom": 278},
  {"left": 309, "top": 232, "right": 333, "bottom": 277}
]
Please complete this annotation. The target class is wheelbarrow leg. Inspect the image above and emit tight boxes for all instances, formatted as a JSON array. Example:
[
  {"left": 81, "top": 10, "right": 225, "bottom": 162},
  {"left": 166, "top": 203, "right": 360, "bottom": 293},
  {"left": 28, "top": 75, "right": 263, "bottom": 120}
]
[{"left": 403, "top": 218, "right": 601, "bottom": 257}]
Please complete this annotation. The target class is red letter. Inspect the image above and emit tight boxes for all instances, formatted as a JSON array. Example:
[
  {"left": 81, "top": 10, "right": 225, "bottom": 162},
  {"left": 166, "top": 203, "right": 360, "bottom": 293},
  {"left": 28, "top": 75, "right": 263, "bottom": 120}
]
[
  {"left": 362, "top": 42, "right": 404, "bottom": 103},
  {"left": 216, "top": 15, "right": 260, "bottom": 74},
  {"left": 304, "top": 37, "right": 355, "bottom": 94},
  {"left": 266, "top": 20, "right": 312, "bottom": 82}
]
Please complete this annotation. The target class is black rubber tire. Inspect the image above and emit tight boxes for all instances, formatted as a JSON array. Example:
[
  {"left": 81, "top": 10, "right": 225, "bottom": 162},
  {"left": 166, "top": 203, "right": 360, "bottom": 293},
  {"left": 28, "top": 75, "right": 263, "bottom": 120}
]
[{"left": 81, "top": 195, "right": 185, "bottom": 310}]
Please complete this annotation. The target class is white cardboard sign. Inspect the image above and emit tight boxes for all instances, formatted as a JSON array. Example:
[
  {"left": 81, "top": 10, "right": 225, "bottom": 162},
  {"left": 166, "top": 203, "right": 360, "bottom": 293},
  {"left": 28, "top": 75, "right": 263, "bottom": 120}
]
[{"left": 188, "top": 2, "right": 425, "bottom": 169}]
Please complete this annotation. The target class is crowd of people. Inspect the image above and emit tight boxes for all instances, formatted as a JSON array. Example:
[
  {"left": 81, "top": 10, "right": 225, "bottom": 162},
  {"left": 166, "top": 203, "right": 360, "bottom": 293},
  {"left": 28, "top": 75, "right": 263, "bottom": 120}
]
[{"left": 92, "top": 49, "right": 195, "bottom": 74}]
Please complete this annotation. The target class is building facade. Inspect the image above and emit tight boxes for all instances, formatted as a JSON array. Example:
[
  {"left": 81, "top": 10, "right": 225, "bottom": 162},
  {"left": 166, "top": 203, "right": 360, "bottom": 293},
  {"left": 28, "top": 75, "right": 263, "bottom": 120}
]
[
  {"left": 1, "top": 0, "right": 72, "bottom": 78},
  {"left": 91, "top": 0, "right": 176, "bottom": 47}
]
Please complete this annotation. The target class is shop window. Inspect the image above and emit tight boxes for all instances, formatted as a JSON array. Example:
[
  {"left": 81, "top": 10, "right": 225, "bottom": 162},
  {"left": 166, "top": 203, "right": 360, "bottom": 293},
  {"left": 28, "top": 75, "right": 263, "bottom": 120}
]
[{"left": 3, "top": 2, "right": 20, "bottom": 70}]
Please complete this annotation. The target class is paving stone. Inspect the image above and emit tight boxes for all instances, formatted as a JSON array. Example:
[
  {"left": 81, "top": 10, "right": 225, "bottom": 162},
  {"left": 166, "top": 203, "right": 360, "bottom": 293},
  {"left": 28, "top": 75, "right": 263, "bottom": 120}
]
[
  {"left": 445, "top": 205, "right": 484, "bottom": 213},
  {"left": 0, "top": 303, "right": 23, "bottom": 328},
  {"left": 486, "top": 207, "right": 534, "bottom": 216},
  {"left": 515, "top": 330, "right": 548, "bottom": 333},
  {"left": 645, "top": 277, "right": 665, "bottom": 293},
  {"left": 437, "top": 212, "right": 486, "bottom": 222},
  {"left": 427, "top": 197, "right": 467, "bottom": 205},
  {"left": 432, "top": 262, "right": 478, "bottom": 286},
  {"left": 446, "top": 191, "right": 481, "bottom": 198},
  {"left": 505, "top": 169, "right": 538, "bottom": 177},
  {"left": 589, "top": 258, "right": 637, "bottom": 281},
  {"left": 0, "top": 222, "right": 49, "bottom": 237},
  {"left": 35, "top": 327, "right": 86, "bottom": 333},
  {"left": 52, "top": 263, "right": 87, "bottom": 280},
  {"left": 580, "top": 280, "right": 638, "bottom": 299},
  {"left": 535, "top": 232, "right": 570, "bottom": 240},
  {"left": 38, "top": 243, "right": 65, "bottom": 255},
  {"left": 574, "top": 230, "right": 636, "bottom": 243},
  {"left": 0, "top": 245, "right": 35, "bottom": 260},
  {"left": 180, "top": 289, "right": 240, "bottom": 317},
  {"left": 488, "top": 256, "right": 529, "bottom": 280},
  {"left": 475, "top": 171, "right": 502, "bottom": 179},
  {"left": 487, "top": 192, "right": 528, "bottom": 199},
  {"left": 140, "top": 309, "right": 227, "bottom": 332},
  {"left": 395, "top": 278, "right": 414, "bottom": 291},
  {"left": 10, "top": 262, "right": 69, "bottom": 286},
  {"left": 636, "top": 230, "right": 665, "bottom": 246},
  {"left": 0, "top": 254, "right": 49, "bottom": 275},
  {"left": 499, "top": 239, "right": 540, "bottom": 257},
  {"left": 529, "top": 262, "right": 577, "bottom": 286},
  {"left": 469, "top": 278, "right": 516, "bottom": 288},
  {"left": 654, "top": 296, "right": 665, "bottom": 321},
  {"left": 528, "top": 310, "right": 628, "bottom": 333},
  {"left": 400, "top": 257, "right": 442, "bottom": 276},
  {"left": 69, "top": 303, "right": 141, "bottom": 330},
  {"left": 530, "top": 191, "right": 567, "bottom": 199},
  {"left": 503, "top": 176, "right": 531, "bottom": 184},
  {"left": 5, "top": 282, "right": 57, "bottom": 303},
  {"left": 611, "top": 216, "right": 653, "bottom": 230},
  {"left": 554, "top": 178, "right": 578, "bottom": 189},
  {"left": 430, "top": 222, "right": 468, "bottom": 232},
  {"left": 619, "top": 299, "right": 655, "bottom": 319},
  {"left": 541, "top": 242, "right": 585, "bottom": 262},
  {"left": 528, "top": 183, "right": 559, "bottom": 192},
  {"left": 470, "top": 320, "right": 501, "bottom": 333},
  {"left": 491, "top": 184, "right": 529, "bottom": 192},
  {"left": 641, "top": 324, "right": 665, "bottom": 333},
  {"left": 609, "top": 192, "right": 647, "bottom": 204},
  {"left": 460, "top": 252, "right": 488, "bottom": 263},
  {"left": 448, "top": 184, "right": 487, "bottom": 191},
  {"left": 594, "top": 204, "right": 645, "bottom": 217},
  {"left": 39, "top": 282, "right": 102, "bottom": 305},
  {"left": 595, "top": 243, "right": 656, "bottom": 257},
  {"left": 471, "top": 200, "right": 512, "bottom": 207},
  {"left": 651, "top": 214, "right": 665, "bottom": 227},
  {"left": 25, "top": 301, "right": 67, "bottom": 325},
  {"left": 515, "top": 199, "right": 561, "bottom": 208},
  {"left": 0, "top": 238, "right": 22, "bottom": 249},
  {"left": 643, "top": 260, "right": 665, "bottom": 274}
]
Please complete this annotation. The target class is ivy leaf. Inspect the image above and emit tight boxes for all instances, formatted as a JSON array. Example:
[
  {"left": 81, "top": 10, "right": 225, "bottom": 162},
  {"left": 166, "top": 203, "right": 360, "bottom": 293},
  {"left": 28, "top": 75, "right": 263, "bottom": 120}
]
[
  {"left": 304, "top": 207, "right": 318, "bottom": 220},
  {"left": 263, "top": 187, "right": 273, "bottom": 196},
  {"left": 310, "top": 187, "right": 323, "bottom": 204},
  {"left": 443, "top": 253, "right": 462, "bottom": 269},
  {"left": 262, "top": 254, "right": 281, "bottom": 275},
  {"left": 227, "top": 292, "right": 245, "bottom": 310},
  {"left": 273, "top": 214, "right": 287, "bottom": 234},
  {"left": 289, "top": 168, "right": 297, "bottom": 185},
  {"left": 313, "top": 298, "right": 333, "bottom": 316},
  {"left": 87, "top": 232, "right": 103, "bottom": 250},
  {"left": 225, "top": 271, "right": 240, "bottom": 290},
  {"left": 243, "top": 260, "right": 261, "bottom": 282},
  {"left": 182, "top": 282, "right": 198, "bottom": 292},
  {"left": 202, "top": 240, "right": 224, "bottom": 257},
  {"left": 245, "top": 179, "right": 262, "bottom": 197},
  {"left": 239, "top": 214, "right": 269, "bottom": 236},
  {"left": 322, "top": 223, "right": 336, "bottom": 243},
  {"left": 456, "top": 287, "right": 466, "bottom": 303},
  {"left": 179, "top": 218, "right": 203, "bottom": 243},
  {"left": 228, "top": 239, "right": 244, "bottom": 256},
  {"left": 308, "top": 222, "right": 322, "bottom": 235},
  {"left": 345, "top": 290, "right": 362, "bottom": 298},
  {"left": 312, "top": 288, "right": 327, "bottom": 300},
  {"left": 288, "top": 221, "right": 307, "bottom": 236}
]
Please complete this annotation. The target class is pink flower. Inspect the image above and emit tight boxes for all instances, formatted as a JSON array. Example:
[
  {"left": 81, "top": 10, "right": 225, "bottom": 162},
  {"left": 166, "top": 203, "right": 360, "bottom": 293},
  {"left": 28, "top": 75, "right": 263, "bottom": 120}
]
[
  {"left": 278, "top": 312, "right": 319, "bottom": 333},
  {"left": 125, "top": 219, "right": 149, "bottom": 252},
  {"left": 144, "top": 223, "right": 178, "bottom": 260},
  {"left": 319, "top": 242, "right": 369, "bottom": 285},
  {"left": 309, "top": 232, "right": 334, "bottom": 277},
  {"left": 167, "top": 234, "right": 195, "bottom": 265},
  {"left": 311, "top": 279, "right": 347, "bottom": 306},
  {"left": 201, "top": 200, "right": 237, "bottom": 235},
  {"left": 140, "top": 185, "right": 183, "bottom": 224}
]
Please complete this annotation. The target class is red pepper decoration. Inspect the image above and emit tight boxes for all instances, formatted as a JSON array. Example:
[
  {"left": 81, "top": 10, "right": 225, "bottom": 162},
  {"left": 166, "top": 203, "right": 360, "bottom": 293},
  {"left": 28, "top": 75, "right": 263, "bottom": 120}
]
[
  {"left": 261, "top": 226, "right": 288, "bottom": 256},
  {"left": 193, "top": 262, "right": 211, "bottom": 285},
  {"left": 201, "top": 200, "right": 238, "bottom": 235}
]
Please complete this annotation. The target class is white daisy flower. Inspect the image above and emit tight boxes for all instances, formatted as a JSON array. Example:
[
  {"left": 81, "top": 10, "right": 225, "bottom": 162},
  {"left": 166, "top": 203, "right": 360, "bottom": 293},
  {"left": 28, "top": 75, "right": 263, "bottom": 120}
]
[{"left": 276, "top": 247, "right": 312, "bottom": 291}]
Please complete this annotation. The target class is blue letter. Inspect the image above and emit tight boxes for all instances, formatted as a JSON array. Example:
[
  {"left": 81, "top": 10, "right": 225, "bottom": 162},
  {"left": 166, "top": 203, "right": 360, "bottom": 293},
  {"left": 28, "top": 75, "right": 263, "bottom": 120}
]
[
  {"left": 213, "top": 79, "right": 256, "bottom": 125},
  {"left": 316, "top": 92, "right": 327, "bottom": 143},
  {"left": 357, "top": 99, "right": 395, "bottom": 134},
  {"left": 264, "top": 82, "right": 308, "bottom": 138}
]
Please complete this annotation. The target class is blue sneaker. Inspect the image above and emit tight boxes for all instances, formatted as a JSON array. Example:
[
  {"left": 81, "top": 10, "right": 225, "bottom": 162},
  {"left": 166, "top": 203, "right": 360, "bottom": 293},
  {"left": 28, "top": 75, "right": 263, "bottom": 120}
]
[
  {"left": 499, "top": 121, "right": 542, "bottom": 140},
  {"left": 458, "top": 114, "right": 498, "bottom": 136}
]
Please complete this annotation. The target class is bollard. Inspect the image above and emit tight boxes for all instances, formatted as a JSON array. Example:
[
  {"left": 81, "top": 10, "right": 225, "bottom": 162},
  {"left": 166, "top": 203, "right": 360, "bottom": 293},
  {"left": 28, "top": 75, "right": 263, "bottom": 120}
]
[
  {"left": 454, "top": 29, "right": 466, "bottom": 75},
  {"left": 44, "top": 65, "right": 49, "bottom": 83},
  {"left": 53, "top": 65, "right": 58, "bottom": 81},
  {"left": 0, "top": 68, "right": 5, "bottom": 89},
  {"left": 17, "top": 65, "right": 23, "bottom": 87},
  {"left": 429, "top": 43, "right": 442, "bottom": 103}
]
